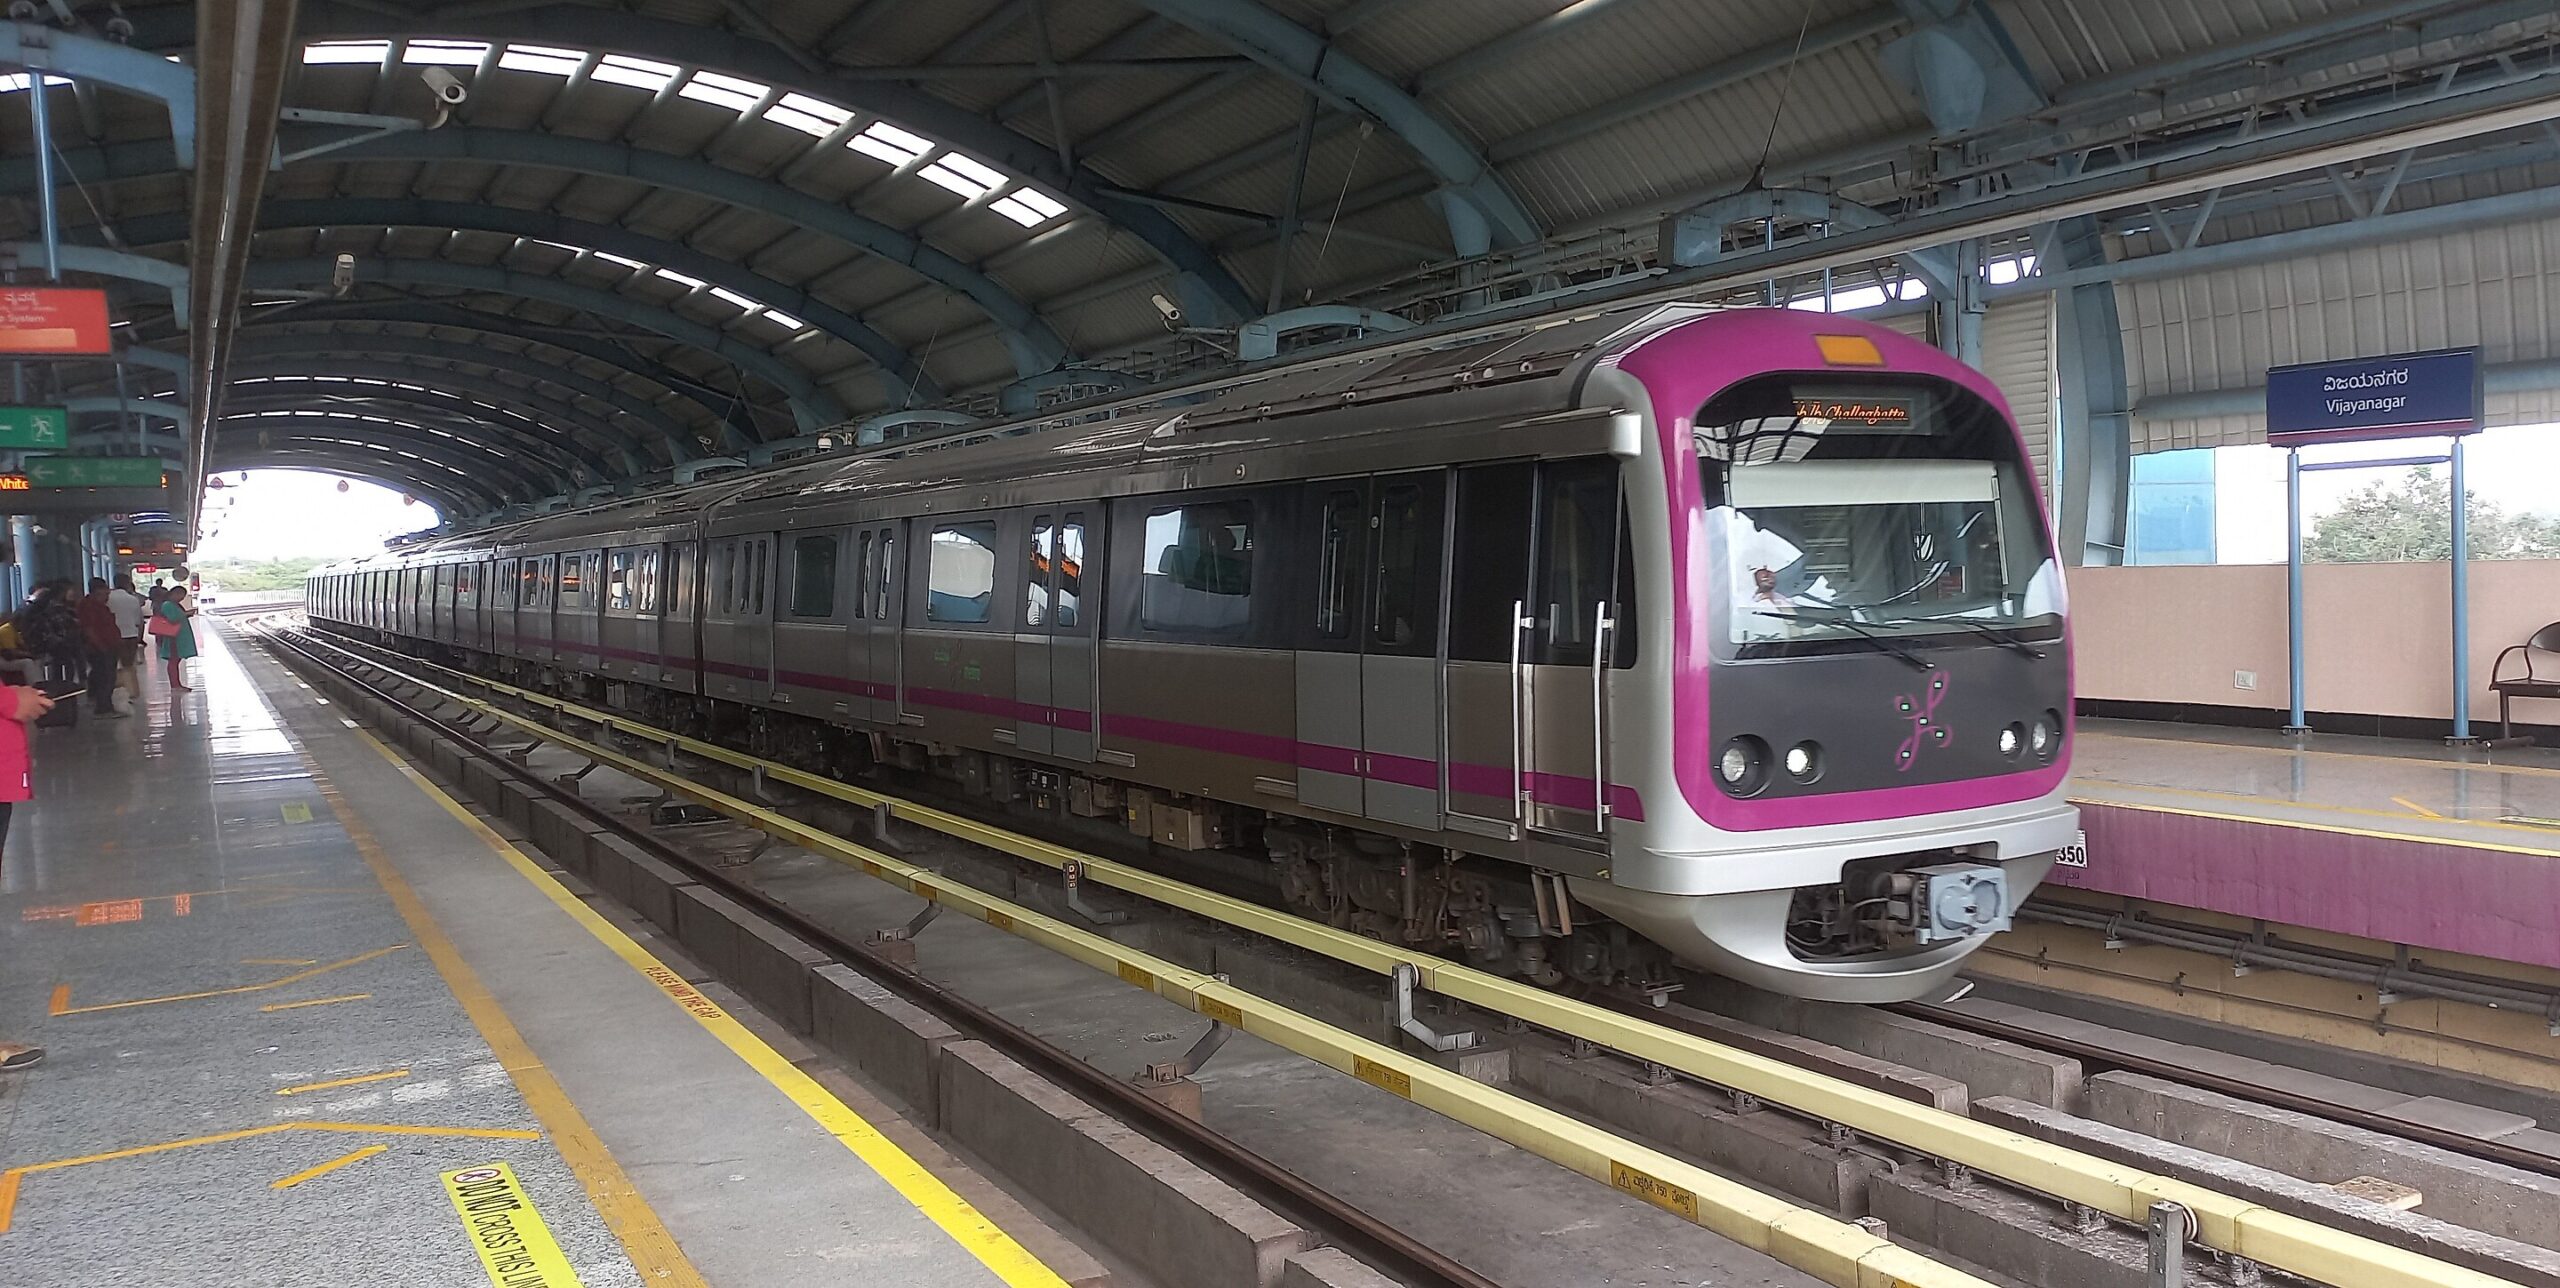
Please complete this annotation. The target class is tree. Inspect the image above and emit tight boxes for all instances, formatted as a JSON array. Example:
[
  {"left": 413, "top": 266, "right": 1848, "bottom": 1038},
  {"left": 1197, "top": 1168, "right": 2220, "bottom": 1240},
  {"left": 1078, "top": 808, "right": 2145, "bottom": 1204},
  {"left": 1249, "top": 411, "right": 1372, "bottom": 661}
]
[
  {"left": 191, "top": 555, "right": 334, "bottom": 591},
  {"left": 2303, "top": 467, "right": 2560, "bottom": 563}
]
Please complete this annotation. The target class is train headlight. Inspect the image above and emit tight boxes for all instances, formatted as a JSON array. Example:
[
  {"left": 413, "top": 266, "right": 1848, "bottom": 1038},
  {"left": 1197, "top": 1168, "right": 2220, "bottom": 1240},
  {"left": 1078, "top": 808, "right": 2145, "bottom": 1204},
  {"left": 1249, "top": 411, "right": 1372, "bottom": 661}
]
[
  {"left": 1718, "top": 736, "right": 1771, "bottom": 796},
  {"left": 1784, "top": 741, "right": 1822, "bottom": 782},
  {"left": 2031, "top": 712, "right": 2060, "bottom": 760},
  {"left": 1999, "top": 724, "right": 2024, "bottom": 758}
]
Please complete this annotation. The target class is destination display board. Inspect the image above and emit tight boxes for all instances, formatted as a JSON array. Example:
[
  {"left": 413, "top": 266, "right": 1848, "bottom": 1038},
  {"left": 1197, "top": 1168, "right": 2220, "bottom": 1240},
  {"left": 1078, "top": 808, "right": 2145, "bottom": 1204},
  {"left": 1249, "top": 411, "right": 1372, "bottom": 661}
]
[
  {"left": 0, "top": 288, "right": 113, "bottom": 356},
  {"left": 23, "top": 456, "right": 169, "bottom": 488}
]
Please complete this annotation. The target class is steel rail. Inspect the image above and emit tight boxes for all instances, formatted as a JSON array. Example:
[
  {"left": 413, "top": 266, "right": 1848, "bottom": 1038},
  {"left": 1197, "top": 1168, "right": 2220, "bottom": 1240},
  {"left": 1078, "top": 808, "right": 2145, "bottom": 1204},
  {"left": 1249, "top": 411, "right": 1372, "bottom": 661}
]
[{"left": 272, "top": 622, "right": 2531, "bottom": 1288}]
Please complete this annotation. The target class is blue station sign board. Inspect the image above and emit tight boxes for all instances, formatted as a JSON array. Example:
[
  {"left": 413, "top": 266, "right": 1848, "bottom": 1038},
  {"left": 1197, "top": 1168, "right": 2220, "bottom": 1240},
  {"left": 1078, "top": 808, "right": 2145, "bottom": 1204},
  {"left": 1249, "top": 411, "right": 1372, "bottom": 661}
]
[{"left": 2264, "top": 346, "right": 2484, "bottom": 447}]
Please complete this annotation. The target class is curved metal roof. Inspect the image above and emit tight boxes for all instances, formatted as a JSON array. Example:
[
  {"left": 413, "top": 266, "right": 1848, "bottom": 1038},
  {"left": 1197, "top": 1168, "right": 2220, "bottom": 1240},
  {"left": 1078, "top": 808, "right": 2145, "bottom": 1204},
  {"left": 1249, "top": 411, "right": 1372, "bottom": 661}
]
[{"left": 1, "top": 0, "right": 2552, "bottom": 520}]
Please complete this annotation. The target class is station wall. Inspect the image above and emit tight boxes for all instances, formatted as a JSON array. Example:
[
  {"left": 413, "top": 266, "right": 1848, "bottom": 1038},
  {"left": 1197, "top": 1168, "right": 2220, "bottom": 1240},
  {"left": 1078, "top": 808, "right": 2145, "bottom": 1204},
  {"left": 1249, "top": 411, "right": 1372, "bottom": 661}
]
[{"left": 2071, "top": 560, "right": 2560, "bottom": 725}]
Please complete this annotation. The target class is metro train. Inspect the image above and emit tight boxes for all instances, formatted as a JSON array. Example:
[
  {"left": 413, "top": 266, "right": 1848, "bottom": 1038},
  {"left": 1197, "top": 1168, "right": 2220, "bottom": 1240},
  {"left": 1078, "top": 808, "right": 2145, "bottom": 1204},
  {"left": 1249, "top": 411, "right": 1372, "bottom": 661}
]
[{"left": 308, "top": 305, "right": 2079, "bottom": 1003}]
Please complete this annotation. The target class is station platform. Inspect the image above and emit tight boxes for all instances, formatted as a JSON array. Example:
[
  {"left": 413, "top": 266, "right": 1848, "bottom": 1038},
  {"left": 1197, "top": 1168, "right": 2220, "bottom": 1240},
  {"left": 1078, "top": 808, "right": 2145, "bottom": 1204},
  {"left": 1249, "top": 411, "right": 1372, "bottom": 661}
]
[
  {"left": 0, "top": 624, "right": 1071, "bottom": 1287},
  {"left": 2059, "top": 720, "right": 2560, "bottom": 972}
]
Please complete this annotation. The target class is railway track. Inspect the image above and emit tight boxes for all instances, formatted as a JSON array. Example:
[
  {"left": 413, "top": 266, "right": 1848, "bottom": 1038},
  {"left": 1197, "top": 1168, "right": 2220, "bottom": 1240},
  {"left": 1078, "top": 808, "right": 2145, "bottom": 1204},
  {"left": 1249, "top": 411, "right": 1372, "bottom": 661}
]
[{"left": 248, "top": 615, "right": 2540, "bottom": 1288}]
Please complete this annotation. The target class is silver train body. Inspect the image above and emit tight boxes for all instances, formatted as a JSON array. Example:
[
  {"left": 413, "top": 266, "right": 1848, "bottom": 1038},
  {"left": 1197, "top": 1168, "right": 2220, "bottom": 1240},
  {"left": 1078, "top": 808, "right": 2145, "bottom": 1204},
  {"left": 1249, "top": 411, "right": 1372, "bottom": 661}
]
[{"left": 309, "top": 306, "right": 2079, "bottom": 1002}]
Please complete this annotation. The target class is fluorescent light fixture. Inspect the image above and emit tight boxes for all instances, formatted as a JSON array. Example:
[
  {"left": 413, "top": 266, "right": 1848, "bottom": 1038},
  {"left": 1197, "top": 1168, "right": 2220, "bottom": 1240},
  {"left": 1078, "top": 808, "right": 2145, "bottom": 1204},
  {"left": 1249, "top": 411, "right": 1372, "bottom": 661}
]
[
  {"left": 849, "top": 121, "right": 931, "bottom": 166},
  {"left": 654, "top": 268, "right": 706, "bottom": 289},
  {"left": 678, "top": 70, "right": 767, "bottom": 112},
  {"left": 593, "top": 252, "right": 648, "bottom": 270},
  {"left": 991, "top": 187, "right": 1068, "bottom": 227},
  {"left": 919, "top": 160, "right": 993, "bottom": 199},
  {"left": 498, "top": 45, "right": 585, "bottom": 76},
  {"left": 302, "top": 41, "right": 392, "bottom": 65},
  {"left": 592, "top": 54, "right": 678, "bottom": 92},
  {"left": 708, "top": 287, "right": 760, "bottom": 310},
  {"left": 402, "top": 41, "right": 491, "bottom": 66},
  {"left": 760, "top": 310, "right": 806, "bottom": 332}
]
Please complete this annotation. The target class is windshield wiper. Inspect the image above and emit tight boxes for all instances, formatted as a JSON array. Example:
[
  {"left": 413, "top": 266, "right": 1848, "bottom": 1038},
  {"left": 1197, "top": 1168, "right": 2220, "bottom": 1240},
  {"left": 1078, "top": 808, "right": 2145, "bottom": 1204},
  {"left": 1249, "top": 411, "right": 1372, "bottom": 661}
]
[
  {"left": 1752, "top": 609, "right": 1934, "bottom": 671},
  {"left": 1906, "top": 614, "right": 2047, "bottom": 659}
]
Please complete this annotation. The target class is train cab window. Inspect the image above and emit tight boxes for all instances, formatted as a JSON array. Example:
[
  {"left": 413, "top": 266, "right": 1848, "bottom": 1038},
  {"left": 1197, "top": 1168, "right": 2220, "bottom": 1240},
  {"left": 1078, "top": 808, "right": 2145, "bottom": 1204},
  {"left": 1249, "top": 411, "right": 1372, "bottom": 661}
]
[
  {"left": 1313, "top": 490, "right": 1359, "bottom": 640},
  {"left": 1139, "top": 501, "right": 1252, "bottom": 633},
  {"left": 925, "top": 521, "right": 997, "bottom": 624},
  {"left": 1054, "top": 518, "right": 1084, "bottom": 629},
  {"left": 1448, "top": 464, "right": 1534, "bottom": 662},
  {"left": 788, "top": 535, "right": 838, "bottom": 618}
]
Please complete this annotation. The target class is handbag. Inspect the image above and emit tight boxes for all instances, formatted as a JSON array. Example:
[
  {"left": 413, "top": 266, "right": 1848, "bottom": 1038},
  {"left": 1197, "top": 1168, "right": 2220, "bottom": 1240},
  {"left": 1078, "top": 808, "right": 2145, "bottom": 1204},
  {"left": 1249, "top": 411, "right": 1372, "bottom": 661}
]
[{"left": 148, "top": 613, "right": 180, "bottom": 639}]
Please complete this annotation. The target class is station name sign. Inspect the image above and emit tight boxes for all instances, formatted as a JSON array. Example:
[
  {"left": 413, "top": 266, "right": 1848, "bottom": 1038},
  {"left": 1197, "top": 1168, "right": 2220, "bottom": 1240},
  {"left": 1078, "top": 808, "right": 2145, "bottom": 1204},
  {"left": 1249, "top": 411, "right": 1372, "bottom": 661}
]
[
  {"left": 2264, "top": 346, "right": 2483, "bottom": 447},
  {"left": 19, "top": 457, "right": 171, "bottom": 489}
]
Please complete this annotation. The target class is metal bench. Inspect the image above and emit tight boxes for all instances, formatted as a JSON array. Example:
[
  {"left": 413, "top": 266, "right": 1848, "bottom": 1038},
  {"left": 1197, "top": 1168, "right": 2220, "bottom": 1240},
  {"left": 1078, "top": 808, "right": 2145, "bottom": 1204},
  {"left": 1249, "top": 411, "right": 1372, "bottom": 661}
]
[{"left": 2489, "top": 622, "right": 2560, "bottom": 743}]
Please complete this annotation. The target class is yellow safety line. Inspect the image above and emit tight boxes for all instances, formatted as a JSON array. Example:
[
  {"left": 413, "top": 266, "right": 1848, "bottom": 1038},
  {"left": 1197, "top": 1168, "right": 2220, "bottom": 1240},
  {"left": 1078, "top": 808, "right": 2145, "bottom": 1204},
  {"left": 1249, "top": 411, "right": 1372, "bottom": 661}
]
[
  {"left": 0, "top": 1121, "right": 541, "bottom": 1233},
  {"left": 342, "top": 723, "right": 1071, "bottom": 1288},
  {"left": 260, "top": 993, "right": 373, "bottom": 1013},
  {"left": 271, "top": 1145, "right": 387, "bottom": 1191},
  {"left": 49, "top": 945, "right": 408, "bottom": 1016},
  {"left": 242, "top": 958, "right": 321, "bottom": 967},
  {"left": 277, "top": 1069, "right": 411, "bottom": 1096},
  {"left": 2391, "top": 795, "right": 2444, "bottom": 819},
  {"left": 296, "top": 724, "right": 708, "bottom": 1288},
  {"left": 281, "top": 629, "right": 2534, "bottom": 1288}
]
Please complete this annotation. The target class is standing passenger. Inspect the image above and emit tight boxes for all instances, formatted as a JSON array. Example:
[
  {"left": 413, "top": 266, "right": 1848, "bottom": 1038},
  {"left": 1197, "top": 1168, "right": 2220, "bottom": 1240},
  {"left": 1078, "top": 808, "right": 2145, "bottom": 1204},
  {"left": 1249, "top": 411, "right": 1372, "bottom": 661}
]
[
  {"left": 108, "top": 575, "right": 147, "bottom": 709},
  {"left": 75, "top": 579, "right": 124, "bottom": 717},
  {"left": 153, "top": 587, "right": 197, "bottom": 692},
  {"left": 0, "top": 679, "right": 56, "bottom": 1071}
]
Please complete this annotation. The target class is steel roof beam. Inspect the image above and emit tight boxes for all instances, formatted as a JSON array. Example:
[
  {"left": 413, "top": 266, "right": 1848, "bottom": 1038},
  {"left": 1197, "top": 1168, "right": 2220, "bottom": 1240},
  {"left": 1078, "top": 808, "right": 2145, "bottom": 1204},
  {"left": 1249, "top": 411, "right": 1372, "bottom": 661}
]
[
  {"left": 0, "top": 21, "right": 198, "bottom": 164},
  {"left": 1125, "top": 0, "right": 1537, "bottom": 251},
  {"left": 217, "top": 387, "right": 613, "bottom": 480},
  {"left": 106, "top": 198, "right": 944, "bottom": 402},
  {"left": 219, "top": 339, "right": 671, "bottom": 468},
  {"left": 240, "top": 257, "right": 850, "bottom": 433},
  {"left": 141, "top": 3, "right": 1259, "bottom": 324},
  {"left": 218, "top": 403, "right": 583, "bottom": 490},
  {"left": 205, "top": 443, "right": 497, "bottom": 514},
  {"left": 189, "top": 0, "right": 301, "bottom": 533}
]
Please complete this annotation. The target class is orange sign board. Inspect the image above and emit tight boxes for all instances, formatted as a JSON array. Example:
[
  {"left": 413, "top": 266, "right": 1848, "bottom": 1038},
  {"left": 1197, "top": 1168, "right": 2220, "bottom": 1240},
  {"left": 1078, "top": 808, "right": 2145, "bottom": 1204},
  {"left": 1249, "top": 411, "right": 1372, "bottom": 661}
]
[{"left": 0, "top": 288, "right": 112, "bottom": 356}]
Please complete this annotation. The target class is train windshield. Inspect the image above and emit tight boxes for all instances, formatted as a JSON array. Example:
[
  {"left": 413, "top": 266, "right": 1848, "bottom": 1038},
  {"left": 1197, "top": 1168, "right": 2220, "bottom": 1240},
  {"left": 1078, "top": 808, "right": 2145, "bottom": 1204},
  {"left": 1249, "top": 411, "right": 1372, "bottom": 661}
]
[{"left": 1696, "top": 375, "right": 2063, "bottom": 656}]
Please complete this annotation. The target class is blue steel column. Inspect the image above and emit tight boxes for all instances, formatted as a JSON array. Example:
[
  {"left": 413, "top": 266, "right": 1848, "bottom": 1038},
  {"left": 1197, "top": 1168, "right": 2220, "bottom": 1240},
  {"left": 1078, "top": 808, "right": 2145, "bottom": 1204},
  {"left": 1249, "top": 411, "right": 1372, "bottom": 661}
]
[
  {"left": 2450, "top": 435, "right": 2474, "bottom": 742},
  {"left": 11, "top": 514, "right": 35, "bottom": 603},
  {"left": 2284, "top": 447, "right": 2308, "bottom": 734}
]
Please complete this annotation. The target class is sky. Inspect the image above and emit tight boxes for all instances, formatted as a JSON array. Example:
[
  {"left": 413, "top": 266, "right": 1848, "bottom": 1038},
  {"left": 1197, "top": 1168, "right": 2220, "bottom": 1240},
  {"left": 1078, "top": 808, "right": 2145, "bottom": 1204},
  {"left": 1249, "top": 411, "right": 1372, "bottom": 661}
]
[
  {"left": 192, "top": 469, "right": 443, "bottom": 563},
  {"left": 2211, "top": 422, "right": 2560, "bottom": 563}
]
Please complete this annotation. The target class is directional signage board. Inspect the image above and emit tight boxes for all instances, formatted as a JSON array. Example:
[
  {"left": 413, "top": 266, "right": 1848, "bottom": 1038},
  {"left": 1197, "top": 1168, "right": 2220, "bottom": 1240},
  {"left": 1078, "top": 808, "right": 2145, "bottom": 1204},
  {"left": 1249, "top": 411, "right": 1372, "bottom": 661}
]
[
  {"left": 2264, "top": 347, "right": 2483, "bottom": 447},
  {"left": 23, "top": 456, "right": 168, "bottom": 489},
  {"left": 0, "top": 288, "right": 113, "bottom": 356},
  {"left": 0, "top": 406, "right": 69, "bottom": 449}
]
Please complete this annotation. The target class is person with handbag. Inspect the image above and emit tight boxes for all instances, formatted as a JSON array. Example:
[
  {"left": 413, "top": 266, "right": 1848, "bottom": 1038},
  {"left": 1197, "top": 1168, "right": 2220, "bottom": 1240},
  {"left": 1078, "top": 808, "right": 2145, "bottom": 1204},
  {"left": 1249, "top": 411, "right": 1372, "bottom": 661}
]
[
  {"left": 151, "top": 587, "right": 196, "bottom": 692},
  {"left": 75, "top": 579, "right": 126, "bottom": 719},
  {"left": 0, "top": 679, "right": 56, "bottom": 1071}
]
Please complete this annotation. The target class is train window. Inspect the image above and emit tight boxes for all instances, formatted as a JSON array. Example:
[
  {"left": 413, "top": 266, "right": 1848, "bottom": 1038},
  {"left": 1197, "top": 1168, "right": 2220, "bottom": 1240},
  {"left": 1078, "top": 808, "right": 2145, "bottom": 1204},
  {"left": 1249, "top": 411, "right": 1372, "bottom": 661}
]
[
  {"left": 926, "top": 522, "right": 998, "bottom": 623},
  {"left": 1448, "top": 464, "right": 1534, "bottom": 663},
  {"left": 715, "top": 541, "right": 737, "bottom": 615},
  {"left": 873, "top": 532, "right": 897, "bottom": 620},
  {"left": 750, "top": 539, "right": 768, "bottom": 617},
  {"left": 1371, "top": 481, "right": 1439, "bottom": 650},
  {"left": 560, "top": 556, "right": 583, "bottom": 599},
  {"left": 1140, "top": 501, "right": 1252, "bottom": 633},
  {"left": 637, "top": 549, "right": 661, "bottom": 614},
  {"left": 1313, "top": 490, "right": 1359, "bottom": 640},
  {"left": 1054, "top": 517, "right": 1084, "bottom": 629},
  {"left": 519, "top": 560, "right": 539, "bottom": 607},
  {"left": 1533, "top": 459, "right": 1635, "bottom": 669},
  {"left": 606, "top": 551, "right": 635, "bottom": 611},
  {"left": 1026, "top": 519, "right": 1053, "bottom": 626},
  {"left": 851, "top": 533, "right": 872, "bottom": 621},
  {"left": 789, "top": 535, "right": 838, "bottom": 618}
]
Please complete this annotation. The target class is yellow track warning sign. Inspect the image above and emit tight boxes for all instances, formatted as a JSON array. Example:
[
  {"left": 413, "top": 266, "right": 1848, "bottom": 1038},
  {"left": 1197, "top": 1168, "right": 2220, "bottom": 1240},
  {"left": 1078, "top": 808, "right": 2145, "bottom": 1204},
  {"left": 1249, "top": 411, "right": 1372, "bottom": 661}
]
[{"left": 442, "top": 1162, "right": 584, "bottom": 1288}]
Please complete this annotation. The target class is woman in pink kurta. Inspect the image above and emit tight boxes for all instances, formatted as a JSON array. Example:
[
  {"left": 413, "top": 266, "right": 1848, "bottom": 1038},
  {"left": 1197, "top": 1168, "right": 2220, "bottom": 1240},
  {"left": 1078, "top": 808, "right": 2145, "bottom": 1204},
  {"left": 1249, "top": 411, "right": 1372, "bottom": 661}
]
[{"left": 0, "top": 682, "right": 53, "bottom": 1071}]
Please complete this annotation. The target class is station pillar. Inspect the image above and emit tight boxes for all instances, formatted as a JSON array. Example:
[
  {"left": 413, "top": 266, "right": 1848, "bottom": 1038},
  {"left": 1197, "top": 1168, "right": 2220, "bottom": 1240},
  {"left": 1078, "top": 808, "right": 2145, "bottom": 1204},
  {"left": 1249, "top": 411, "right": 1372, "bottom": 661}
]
[{"left": 10, "top": 515, "right": 34, "bottom": 603}]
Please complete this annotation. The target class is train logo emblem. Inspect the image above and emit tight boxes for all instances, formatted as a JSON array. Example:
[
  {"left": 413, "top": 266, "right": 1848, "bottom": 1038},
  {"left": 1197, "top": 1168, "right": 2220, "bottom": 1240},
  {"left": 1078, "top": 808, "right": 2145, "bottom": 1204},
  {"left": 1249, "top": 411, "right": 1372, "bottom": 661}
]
[{"left": 1894, "top": 674, "right": 1950, "bottom": 772}]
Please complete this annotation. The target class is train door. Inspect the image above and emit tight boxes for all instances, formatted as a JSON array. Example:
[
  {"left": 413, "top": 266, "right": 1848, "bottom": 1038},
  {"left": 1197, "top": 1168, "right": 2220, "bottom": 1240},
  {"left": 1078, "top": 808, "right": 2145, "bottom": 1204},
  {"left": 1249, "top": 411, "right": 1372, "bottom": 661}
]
[
  {"left": 661, "top": 541, "right": 696, "bottom": 690},
  {"left": 494, "top": 557, "right": 518, "bottom": 653},
  {"left": 528, "top": 554, "right": 557, "bottom": 663},
  {"left": 1015, "top": 509, "right": 1097, "bottom": 761},
  {"left": 1294, "top": 473, "right": 1446, "bottom": 829},
  {"left": 1520, "top": 458, "right": 1630, "bottom": 841},
  {"left": 703, "top": 536, "right": 774, "bottom": 699},
  {"left": 850, "top": 522, "right": 900, "bottom": 724}
]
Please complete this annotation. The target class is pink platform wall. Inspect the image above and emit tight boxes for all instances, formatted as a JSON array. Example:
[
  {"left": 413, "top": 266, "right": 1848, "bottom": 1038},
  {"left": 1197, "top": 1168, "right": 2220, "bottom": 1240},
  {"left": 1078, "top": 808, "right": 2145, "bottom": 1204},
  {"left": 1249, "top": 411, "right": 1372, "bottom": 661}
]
[{"left": 2072, "top": 560, "right": 2560, "bottom": 723}]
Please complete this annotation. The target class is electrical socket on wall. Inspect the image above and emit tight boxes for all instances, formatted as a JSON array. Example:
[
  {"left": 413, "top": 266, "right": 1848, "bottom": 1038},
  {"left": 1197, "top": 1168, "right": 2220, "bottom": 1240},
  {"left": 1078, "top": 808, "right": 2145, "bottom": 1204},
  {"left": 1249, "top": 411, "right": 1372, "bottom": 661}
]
[{"left": 2234, "top": 670, "right": 2258, "bottom": 691}]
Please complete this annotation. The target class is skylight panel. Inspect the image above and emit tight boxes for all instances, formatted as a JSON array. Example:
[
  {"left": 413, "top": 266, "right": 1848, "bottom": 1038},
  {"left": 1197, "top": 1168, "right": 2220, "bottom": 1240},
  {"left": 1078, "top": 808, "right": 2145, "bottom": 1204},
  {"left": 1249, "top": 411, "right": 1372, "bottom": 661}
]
[
  {"left": 303, "top": 41, "right": 392, "bottom": 65},
  {"left": 759, "top": 310, "right": 806, "bottom": 333},
  {"left": 0, "top": 72, "right": 70, "bottom": 92},
  {"left": 654, "top": 268, "right": 706, "bottom": 289},
  {"left": 919, "top": 158, "right": 997, "bottom": 200},
  {"left": 499, "top": 45, "right": 585, "bottom": 77},
  {"left": 848, "top": 121, "right": 931, "bottom": 166},
  {"left": 678, "top": 70, "right": 767, "bottom": 112},
  {"left": 592, "top": 54, "right": 678, "bottom": 92},
  {"left": 592, "top": 252, "right": 648, "bottom": 271},
  {"left": 708, "top": 287, "right": 760, "bottom": 311},
  {"left": 403, "top": 41, "right": 491, "bottom": 66},
  {"left": 991, "top": 187, "right": 1068, "bottom": 228}
]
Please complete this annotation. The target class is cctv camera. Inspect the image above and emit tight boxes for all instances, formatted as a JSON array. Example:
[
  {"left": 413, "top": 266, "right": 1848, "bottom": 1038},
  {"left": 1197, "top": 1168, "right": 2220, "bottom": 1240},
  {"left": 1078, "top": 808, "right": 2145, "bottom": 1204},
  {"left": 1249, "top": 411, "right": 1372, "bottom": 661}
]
[
  {"left": 420, "top": 66, "right": 467, "bottom": 106},
  {"left": 331, "top": 253, "right": 355, "bottom": 295},
  {"left": 1150, "top": 292, "right": 1182, "bottom": 326}
]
